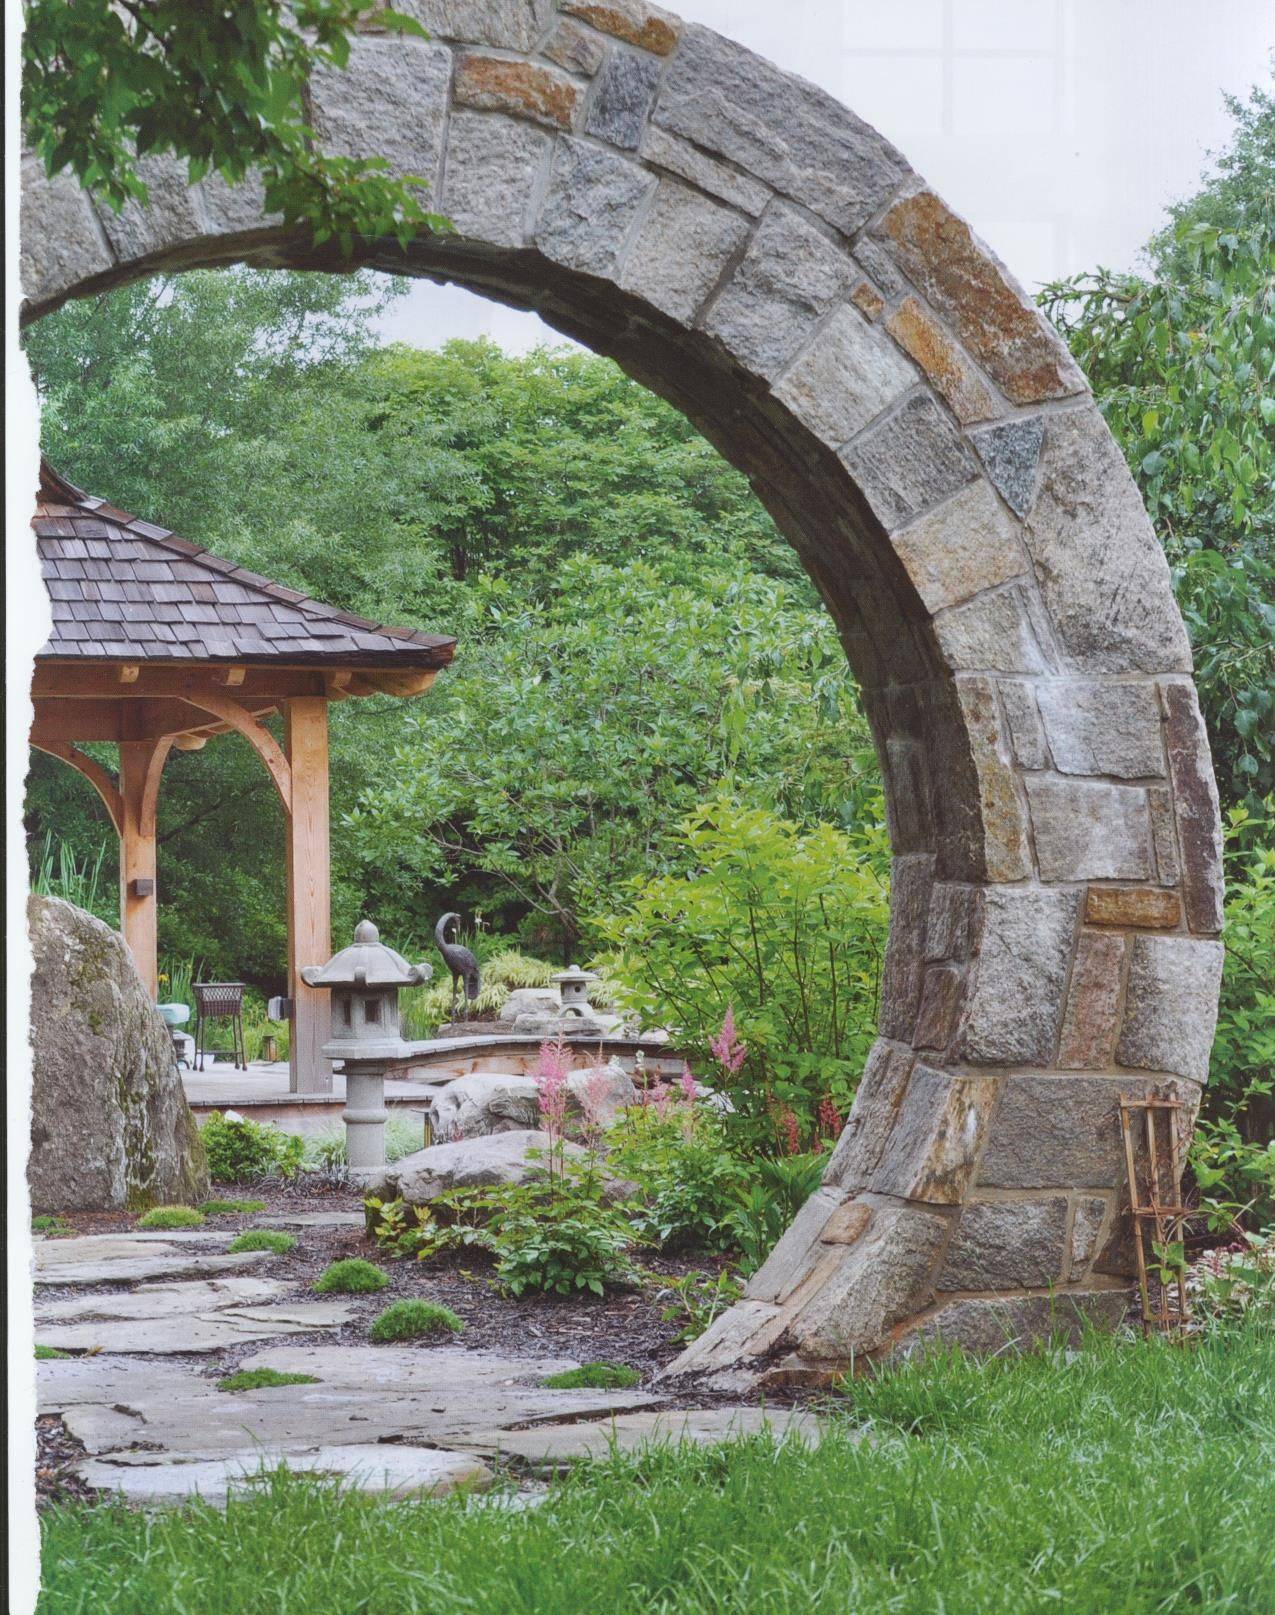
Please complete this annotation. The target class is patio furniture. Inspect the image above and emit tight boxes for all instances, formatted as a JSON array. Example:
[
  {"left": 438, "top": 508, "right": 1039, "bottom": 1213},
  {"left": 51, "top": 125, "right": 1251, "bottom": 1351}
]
[{"left": 193, "top": 982, "right": 248, "bottom": 1071}]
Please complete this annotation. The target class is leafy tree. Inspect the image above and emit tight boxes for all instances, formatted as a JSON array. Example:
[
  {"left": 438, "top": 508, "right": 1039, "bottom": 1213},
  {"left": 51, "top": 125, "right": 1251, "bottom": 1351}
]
[
  {"left": 22, "top": 0, "right": 441, "bottom": 251},
  {"left": 1041, "top": 77, "right": 1274, "bottom": 802}
]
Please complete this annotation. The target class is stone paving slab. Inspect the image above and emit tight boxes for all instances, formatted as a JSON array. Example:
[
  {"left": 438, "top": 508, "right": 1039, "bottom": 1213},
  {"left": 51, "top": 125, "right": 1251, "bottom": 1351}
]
[
  {"left": 37, "top": 1276, "right": 288, "bottom": 1321},
  {"left": 38, "top": 1355, "right": 206, "bottom": 1412},
  {"left": 76, "top": 1442, "right": 492, "bottom": 1505},
  {"left": 238, "top": 1343, "right": 584, "bottom": 1388},
  {"left": 468, "top": 1406, "right": 825, "bottom": 1471},
  {"left": 33, "top": 1232, "right": 278, "bottom": 1286},
  {"left": 248, "top": 1211, "right": 366, "bottom": 1228}
]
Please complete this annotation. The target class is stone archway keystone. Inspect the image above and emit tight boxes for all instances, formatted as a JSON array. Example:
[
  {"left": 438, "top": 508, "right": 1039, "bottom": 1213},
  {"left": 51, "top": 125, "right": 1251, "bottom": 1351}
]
[{"left": 21, "top": 0, "right": 1225, "bottom": 1383}]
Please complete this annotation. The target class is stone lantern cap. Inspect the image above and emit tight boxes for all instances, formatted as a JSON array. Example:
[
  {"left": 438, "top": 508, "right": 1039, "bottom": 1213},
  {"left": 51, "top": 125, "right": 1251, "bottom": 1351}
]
[
  {"left": 551, "top": 965, "right": 598, "bottom": 988},
  {"left": 301, "top": 920, "right": 431, "bottom": 989}
]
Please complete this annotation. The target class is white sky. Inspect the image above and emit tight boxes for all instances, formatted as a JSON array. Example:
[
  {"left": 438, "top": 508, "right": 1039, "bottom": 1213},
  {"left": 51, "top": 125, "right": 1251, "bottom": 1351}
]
[{"left": 375, "top": 0, "right": 1273, "bottom": 351}]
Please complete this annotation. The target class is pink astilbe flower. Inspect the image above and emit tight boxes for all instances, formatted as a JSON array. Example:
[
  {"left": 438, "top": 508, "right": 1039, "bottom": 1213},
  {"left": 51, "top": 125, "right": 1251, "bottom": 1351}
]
[
  {"left": 679, "top": 1062, "right": 698, "bottom": 1104},
  {"left": 579, "top": 1060, "right": 615, "bottom": 1151},
  {"left": 709, "top": 1008, "right": 747, "bottom": 1078},
  {"left": 817, "top": 1095, "right": 843, "bottom": 1141},
  {"left": 534, "top": 1036, "right": 571, "bottom": 1156},
  {"left": 775, "top": 1104, "right": 802, "bottom": 1156}
]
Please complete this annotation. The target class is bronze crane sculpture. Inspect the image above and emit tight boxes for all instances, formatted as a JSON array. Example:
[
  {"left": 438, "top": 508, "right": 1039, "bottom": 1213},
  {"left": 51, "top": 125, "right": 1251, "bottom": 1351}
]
[{"left": 434, "top": 912, "right": 481, "bottom": 1023}]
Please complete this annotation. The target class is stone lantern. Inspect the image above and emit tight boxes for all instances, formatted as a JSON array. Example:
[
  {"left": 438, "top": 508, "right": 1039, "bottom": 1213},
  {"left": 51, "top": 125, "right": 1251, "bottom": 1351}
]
[
  {"left": 301, "top": 920, "right": 431, "bottom": 1178},
  {"left": 552, "top": 964, "right": 599, "bottom": 1019}
]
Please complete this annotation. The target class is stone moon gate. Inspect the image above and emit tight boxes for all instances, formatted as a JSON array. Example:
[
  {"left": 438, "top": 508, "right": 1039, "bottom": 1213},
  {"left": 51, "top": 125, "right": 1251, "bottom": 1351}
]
[{"left": 22, "top": 0, "right": 1224, "bottom": 1380}]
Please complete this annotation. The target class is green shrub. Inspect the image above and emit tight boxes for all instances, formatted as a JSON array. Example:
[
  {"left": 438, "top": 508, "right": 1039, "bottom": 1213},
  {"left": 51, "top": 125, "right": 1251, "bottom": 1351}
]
[
  {"left": 35, "top": 1345, "right": 69, "bottom": 1360},
  {"left": 200, "top": 1112, "right": 304, "bottom": 1183},
  {"left": 229, "top": 1230, "right": 297, "bottom": 1255},
  {"left": 724, "top": 1150, "right": 831, "bottom": 1275},
  {"left": 652, "top": 1268, "right": 745, "bottom": 1345},
  {"left": 32, "top": 1214, "right": 76, "bottom": 1238},
  {"left": 542, "top": 1362, "right": 640, "bottom": 1389},
  {"left": 368, "top": 1300, "right": 464, "bottom": 1343},
  {"left": 313, "top": 1258, "right": 389, "bottom": 1294},
  {"left": 200, "top": 1198, "right": 268, "bottom": 1215},
  {"left": 305, "top": 1114, "right": 423, "bottom": 1171},
  {"left": 136, "top": 1205, "right": 205, "bottom": 1230},
  {"left": 608, "top": 1106, "right": 742, "bottom": 1254},
  {"left": 216, "top": 1368, "right": 319, "bottom": 1392},
  {"left": 1187, "top": 1231, "right": 1275, "bottom": 1323}
]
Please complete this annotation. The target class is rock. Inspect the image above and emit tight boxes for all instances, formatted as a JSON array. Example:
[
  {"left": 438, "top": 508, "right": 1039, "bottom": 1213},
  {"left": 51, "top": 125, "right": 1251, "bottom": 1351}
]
[
  {"left": 442, "top": 112, "right": 551, "bottom": 249},
  {"left": 425, "top": 1064, "right": 636, "bottom": 1142},
  {"left": 1057, "top": 932, "right": 1126, "bottom": 1070},
  {"left": 498, "top": 987, "right": 561, "bottom": 1021},
  {"left": 27, "top": 895, "right": 208, "bottom": 1213},
  {"left": 946, "top": 678, "right": 1034, "bottom": 882},
  {"left": 939, "top": 1197, "right": 1070, "bottom": 1289},
  {"left": 77, "top": 1444, "right": 493, "bottom": 1506},
  {"left": 1070, "top": 1196, "right": 1111, "bottom": 1277},
  {"left": 877, "top": 855, "right": 933, "bottom": 1041},
  {"left": 1025, "top": 778, "right": 1152, "bottom": 882},
  {"left": 1148, "top": 786, "right": 1181, "bottom": 885},
  {"left": 95, "top": 154, "right": 202, "bottom": 264},
  {"left": 376, "top": 1129, "right": 584, "bottom": 1202},
  {"left": 310, "top": 37, "right": 450, "bottom": 187},
  {"left": 621, "top": 179, "right": 750, "bottom": 324},
  {"left": 1020, "top": 408, "right": 1192, "bottom": 673},
  {"left": 774, "top": 302, "right": 918, "bottom": 452},
  {"left": 874, "top": 191, "right": 1086, "bottom": 404},
  {"left": 1036, "top": 680, "right": 1165, "bottom": 778},
  {"left": 652, "top": 25, "right": 909, "bottom": 233},
  {"left": 36, "top": 1276, "right": 287, "bottom": 1325},
  {"left": 401, "top": 0, "right": 554, "bottom": 51},
  {"left": 823, "top": 1041, "right": 915, "bottom": 1193},
  {"left": 543, "top": 18, "right": 608, "bottom": 76},
  {"left": 890, "top": 481, "right": 1027, "bottom": 615},
  {"left": 562, "top": 0, "right": 681, "bottom": 55},
  {"left": 535, "top": 136, "right": 655, "bottom": 275},
  {"left": 1161, "top": 682, "right": 1225, "bottom": 934},
  {"left": 583, "top": 46, "right": 662, "bottom": 147},
  {"left": 893, "top": 1289, "right": 1131, "bottom": 1357},
  {"left": 998, "top": 681, "right": 1048, "bottom": 767},
  {"left": 454, "top": 52, "right": 580, "bottom": 130},
  {"left": 705, "top": 204, "right": 856, "bottom": 380},
  {"left": 34, "top": 1240, "right": 271, "bottom": 1286},
  {"left": 869, "top": 1067, "right": 999, "bottom": 1205},
  {"left": 841, "top": 392, "right": 981, "bottom": 532},
  {"left": 638, "top": 126, "right": 770, "bottom": 215},
  {"left": 1084, "top": 888, "right": 1181, "bottom": 929},
  {"left": 956, "top": 887, "right": 1081, "bottom": 1065},
  {"left": 1116, "top": 936, "right": 1224, "bottom": 1083},
  {"left": 467, "top": 1406, "right": 822, "bottom": 1470},
  {"left": 38, "top": 1355, "right": 203, "bottom": 1413},
  {"left": 934, "top": 586, "right": 1050, "bottom": 675},
  {"left": 239, "top": 1344, "right": 583, "bottom": 1390},
  {"left": 969, "top": 417, "right": 1045, "bottom": 516},
  {"left": 885, "top": 298, "right": 1000, "bottom": 424}
]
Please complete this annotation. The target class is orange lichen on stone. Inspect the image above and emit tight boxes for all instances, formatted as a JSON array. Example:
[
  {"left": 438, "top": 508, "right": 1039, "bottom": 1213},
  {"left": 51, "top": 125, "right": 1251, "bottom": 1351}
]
[
  {"left": 562, "top": 0, "right": 681, "bottom": 55},
  {"left": 1085, "top": 886, "right": 1183, "bottom": 929},
  {"left": 876, "top": 191, "right": 1086, "bottom": 404},
  {"left": 850, "top": 278, "right": 885, "bottom": 321},
  {"left": 1058, "top": 931, "right": 1126, "bottom": 1069},
  {"left": 886, "top": 296, "right": 999, "bottom": 423},
  {"left": 454, "top": 54, "right": 580, "bottom": 130}
]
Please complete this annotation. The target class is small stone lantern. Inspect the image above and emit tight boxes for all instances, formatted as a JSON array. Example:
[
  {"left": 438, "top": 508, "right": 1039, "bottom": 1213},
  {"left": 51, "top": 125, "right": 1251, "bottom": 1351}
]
[
  {"left": 301, "top": 920, "right": 431, "bottom": 1178},
  {"left": 552, "top": 964, "right": 599, "bottom": 1019}
]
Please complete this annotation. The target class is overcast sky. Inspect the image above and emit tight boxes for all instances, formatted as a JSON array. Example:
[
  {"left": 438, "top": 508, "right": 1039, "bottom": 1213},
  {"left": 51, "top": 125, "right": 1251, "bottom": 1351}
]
[{"left": 374, "top": 0, "right": 1273, "bottom": 351}]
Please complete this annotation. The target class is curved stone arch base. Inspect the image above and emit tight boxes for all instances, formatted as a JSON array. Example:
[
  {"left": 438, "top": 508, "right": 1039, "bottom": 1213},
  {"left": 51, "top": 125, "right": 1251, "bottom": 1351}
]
[{"left": 21, "top": 0, "right": 1224, "bottom": 1380}]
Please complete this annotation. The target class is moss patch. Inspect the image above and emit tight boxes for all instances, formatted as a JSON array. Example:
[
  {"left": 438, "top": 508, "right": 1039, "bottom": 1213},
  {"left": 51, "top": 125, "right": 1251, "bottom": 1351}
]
[
  {"left": 136, "top": 1205, "right": 205, "bottom": 1230},
  {"left": 313, "top": 1258, "right": 389, "bottom": 1295},
  {"left": 542, "top": 1362, "right": 641, "bottom": 1390},
  {"left": 369, "top": 1300, "right": 464, "bottom": 1343},
  {"left": 216, "top": 1368, "right": 320, "bottom": 1393},
  {"left": 229, "top": 1230, "right": 297, "bottom": 1255}
]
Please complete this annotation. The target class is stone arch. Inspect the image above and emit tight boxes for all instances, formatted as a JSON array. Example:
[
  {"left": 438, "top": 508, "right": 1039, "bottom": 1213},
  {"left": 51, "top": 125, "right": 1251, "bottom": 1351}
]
[{"left": 21, "top": 0, "right": 1224, "bottom": 1381}]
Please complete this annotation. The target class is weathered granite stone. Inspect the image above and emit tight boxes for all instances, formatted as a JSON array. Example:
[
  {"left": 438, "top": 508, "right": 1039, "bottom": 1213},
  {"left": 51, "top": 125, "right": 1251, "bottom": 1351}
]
[
  {"left": 534, "top": 137, "right": 655, "bottom": 275},
  {"left": 1058, "top": 931, "right": 1126, "bottom": 1070},
  {"left": 563, "top": 0, "right": 681, "bottom": 55},
  {"left": 637, "top": 126, "right": 770, "bottom": 214},
  {"left": 870, "top": 1066, "right": 1000, "bottom": 1205},
  {"left": 20, "top": 158, "right": 115, "bottom": 304},
  {"left": 853, "top": 234, "right": 910, "bottom": 300},
  {"left": 850, "top": 279, "right": 886, "bottom": 320},
  {"left": 455, "top": 52, "right": 581, "bottom": 129},
  {"left": 543, "top": 19, "right": 608, "bottom": 76},
  {"left": 882, "top": 738, "right": 933, "bottom": 852},
  {"left": 442, "top": 113, "right": 550, "bottom": 248},
  {"left": 1036, "top": 680, "right": 1164, "bottom": 778},
  {"left": 1084, "top": 887, "right": 1181, "bottom": 929},
  {"left": 705, "top": 205, "right": 856, "bottom": 380},
  {"left": 747, "top": 1185, "right": 847, "bottom": 1303},
  {"left": 976, "top": 1074, "right": 1197, "bottom": 1190},
  {"left": 957, "top": 887, "right": 1081, "bottom": 1065},
  {"left": 823, "top": 1041, "right": 915, "bottom": 1192},
  {"left": 841, "top": 393, "right": 980, "bottom": 532},
  {"left": 27, "top": 896, "right": 208, "bottom": 1214},
  {"left": 1117, "top": 935, "right": 1224, "bottom": 1083},
  {"left": 940, "top": 1197, "right": 1069, "bottom": 1290},
  {"left": 311, "top": 38, "right": 451, "bottom": 185},
  {"left": 935, "top": 587, "right": 1050, "bottom": 675},
  {"left": 621, "top": 180, "right": 748, "bottom": 322},
  {"left": 895, "top": 1289, "right": 1130, "bottom": 1356},
  {"left": 875, "top": 192, "right": 1086, "bottom": 404},
  {"left": 426, "top": 1065, "right": 635, "bottom": 1141},
  {"left": 924, "top": 884, "right": 977, "bottom": 962},
  {"left": 998, "top": 680, "right": 1048, "bottom": 768},
  {"left": 949, "top": 676, "right": 1033, "bottom": 882},
  {"left": 497, "top": 987, "right": 562, "bottom": 1020},
  {"left": 1021, "top": 409, "right": 1192, "bottom": 673},
  {"left": 197, "top": 169, "right": 281, "bottom": 235},
  {"left": 1161, "top": 682, "right": 1224, "bottom": 934},
  {"left": 886, "top": 298, "right": 1000, "bottom": 424},
  {"left": 1069, "top": 1196, "right": 1110, "bottom": 1276},
  {"left": 773, "top": 303, "right": 918, "bottom": 450},
  {"left": 472, "top": 1405, "right": 820, "bottom": 1468},
  {"left": 375, "top": 1129, "right": 589, "bottom": 1203},
  {"left": 913, "top": 965, "right": 965, "bottom": 1051},
  {"left": 1025, "top": 778, "right": 1152, "bottom": 882},
  {"left": 584, "top": 47, "right": 663, "bottom": 147},
  {"left": 398, "top": 0, "right": 553, "bottom": 50},
  {"left": 652, "top": 26, "right": 909, "bottom": 233},
  {"left": 95, "top": 155, "right": 203, "bottom": 263},
  {"left": 970, "top": 417, "right": 1045, "bottom": 517},
  {"left": 1147, "top": 786, "right": 1181, "bottom": 885},
  {"left": 890, "top": 479, "right": 1026, "bottom": 614},
  {"left": 878, "top": 854, "right": 934, "bottom": 1040}
]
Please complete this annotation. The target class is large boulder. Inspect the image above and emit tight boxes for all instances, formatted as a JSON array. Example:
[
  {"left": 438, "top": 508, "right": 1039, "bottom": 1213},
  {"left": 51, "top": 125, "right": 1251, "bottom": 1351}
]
[
  {"left": 426, "top": 1063, "right": 636, "bottom": 1142},
  {"left": 26, "top": 895, "right": 208, "bottom": 1213},
  {"left": 373, "top": 1129, "right": 582, "bottom": 1202}
]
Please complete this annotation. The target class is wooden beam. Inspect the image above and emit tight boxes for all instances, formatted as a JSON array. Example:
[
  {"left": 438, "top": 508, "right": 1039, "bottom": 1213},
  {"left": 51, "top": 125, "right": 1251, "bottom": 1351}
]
[
  {"left": 118, "top": 738, "right": 169, "bottom": 997},
  {"left": 118, "top": 664, "right": 141, "bottom": 684},
  {"left": 32, "top": 664, "right": 328, "bottom": 703},
  {"left": 346, "top": 669, "right": 439, "bottom": 699},
  {"left": 284, "top": 698, "right": 332, "bottom": 1094},
  {"left": 31, "top": 741, "right": 124, "bottom": 835},
  {"left": 177, "top": 690, "right": 293, "bottom": 813}
]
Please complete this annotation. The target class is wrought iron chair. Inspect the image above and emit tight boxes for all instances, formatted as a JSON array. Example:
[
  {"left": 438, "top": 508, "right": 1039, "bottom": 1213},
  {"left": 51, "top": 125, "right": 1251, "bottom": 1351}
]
[{"left": 193, "top": 981, "right": 248, "bottom": 1071}]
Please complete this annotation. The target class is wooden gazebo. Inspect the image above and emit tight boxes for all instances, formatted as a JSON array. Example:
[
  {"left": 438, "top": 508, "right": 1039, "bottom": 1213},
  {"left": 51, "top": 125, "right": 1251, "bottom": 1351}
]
[{"left": 30, "top": 461, "right": 456, "bottom": 1093}]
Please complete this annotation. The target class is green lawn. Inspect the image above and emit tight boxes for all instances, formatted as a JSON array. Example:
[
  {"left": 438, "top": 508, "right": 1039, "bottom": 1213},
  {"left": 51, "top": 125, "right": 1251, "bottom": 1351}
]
[{"left": 38, "top": 1323, "right": 1274, "bottom": 1615}]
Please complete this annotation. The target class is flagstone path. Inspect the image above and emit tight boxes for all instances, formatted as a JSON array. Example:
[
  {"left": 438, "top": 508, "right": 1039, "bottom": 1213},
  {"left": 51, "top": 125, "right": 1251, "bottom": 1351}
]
[{"left": 34, "top": 1231, "right": 824, "bottom": 1506}]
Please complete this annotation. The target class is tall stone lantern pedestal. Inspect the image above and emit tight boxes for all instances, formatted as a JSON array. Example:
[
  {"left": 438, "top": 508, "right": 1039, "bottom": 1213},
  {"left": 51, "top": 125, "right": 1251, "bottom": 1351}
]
[{"left": 301, "top": 920, "right": 431, "bottom": 1182}]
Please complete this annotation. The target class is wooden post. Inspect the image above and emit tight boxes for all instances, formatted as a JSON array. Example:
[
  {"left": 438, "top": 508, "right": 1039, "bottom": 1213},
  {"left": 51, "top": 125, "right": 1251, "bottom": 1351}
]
[
  {"left": 285, "top": 698, "right": 332, "bottom": 1093},
  {"left": 117, "top": 737, "right": 170, "bottom": 997}
]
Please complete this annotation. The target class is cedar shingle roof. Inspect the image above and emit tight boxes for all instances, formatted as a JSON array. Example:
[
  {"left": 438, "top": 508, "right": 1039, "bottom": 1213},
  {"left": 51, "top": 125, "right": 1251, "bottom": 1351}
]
[{"left": 34, "top": 461, "right": 456, "bottom": 669}]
